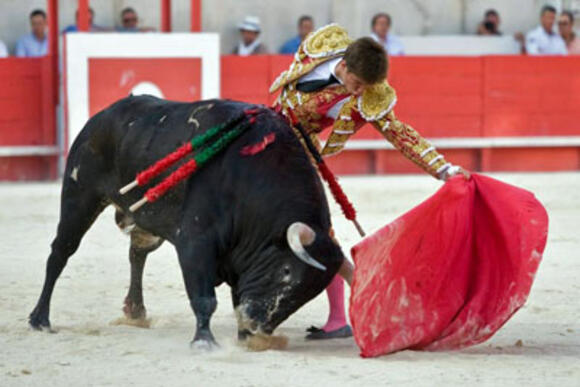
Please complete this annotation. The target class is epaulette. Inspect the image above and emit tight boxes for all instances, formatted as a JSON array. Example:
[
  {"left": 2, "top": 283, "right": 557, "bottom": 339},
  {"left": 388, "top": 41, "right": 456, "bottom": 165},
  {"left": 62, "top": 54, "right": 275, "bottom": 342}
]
[
  {"left": 269, "top": 24, "right": 352, "bottom": 93},
  {"left": 357, "top": 82, "right": 397, "bottom": 121}
]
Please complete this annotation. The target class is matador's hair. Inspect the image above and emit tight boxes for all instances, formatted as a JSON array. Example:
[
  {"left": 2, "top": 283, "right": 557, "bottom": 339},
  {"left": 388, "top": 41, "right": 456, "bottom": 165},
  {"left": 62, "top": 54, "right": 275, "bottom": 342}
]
[{"left": 343, "top": 37, "right": 388, "bottom": 85}]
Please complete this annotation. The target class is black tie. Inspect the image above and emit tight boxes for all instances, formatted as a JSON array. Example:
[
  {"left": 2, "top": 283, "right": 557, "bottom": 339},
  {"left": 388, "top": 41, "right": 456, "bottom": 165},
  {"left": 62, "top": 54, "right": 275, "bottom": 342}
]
[{"left": 296, "top": 74, "right": 339, "bottom": 93}]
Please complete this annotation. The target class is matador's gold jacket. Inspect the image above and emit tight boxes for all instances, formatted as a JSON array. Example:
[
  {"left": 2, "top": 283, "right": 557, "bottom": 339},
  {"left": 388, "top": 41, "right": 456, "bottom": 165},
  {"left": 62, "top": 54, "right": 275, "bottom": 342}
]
[{"left": 270, "top": 24, "right": 451, "bottom": 178}]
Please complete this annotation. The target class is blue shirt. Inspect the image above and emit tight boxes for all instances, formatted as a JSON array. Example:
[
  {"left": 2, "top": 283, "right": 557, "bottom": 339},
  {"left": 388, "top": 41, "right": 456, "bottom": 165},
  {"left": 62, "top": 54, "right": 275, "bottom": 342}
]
[
  {"left": 62, "top": 24, "right": 106, "bottom": 33},
  {"left": 279, "top": 36, "right": 301, "bottom": 54},
  {"left": 15, "top": 33, "right": 48, "bottom": 57}
]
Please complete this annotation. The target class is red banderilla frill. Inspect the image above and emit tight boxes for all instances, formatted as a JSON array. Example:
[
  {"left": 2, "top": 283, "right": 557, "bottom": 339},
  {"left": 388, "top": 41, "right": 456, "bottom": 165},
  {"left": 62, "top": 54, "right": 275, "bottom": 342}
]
[{"left": 119, "top": 109, "right": 262, "bottom": 212}]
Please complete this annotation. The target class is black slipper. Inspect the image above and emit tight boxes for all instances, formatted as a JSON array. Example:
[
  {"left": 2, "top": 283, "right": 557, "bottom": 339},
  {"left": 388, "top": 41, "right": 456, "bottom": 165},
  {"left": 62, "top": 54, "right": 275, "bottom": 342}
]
[
  {"left": 305, "top": 325, "right": 353, "bottom": 340},
  {"left": 306, "top": 325, "right": 324, "bottom": 333}
]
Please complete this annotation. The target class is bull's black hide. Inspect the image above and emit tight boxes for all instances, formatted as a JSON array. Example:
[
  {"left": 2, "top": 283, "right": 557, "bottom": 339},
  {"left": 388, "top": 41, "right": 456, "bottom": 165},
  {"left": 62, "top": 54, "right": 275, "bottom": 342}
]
[{"left": 29, "top": 95, "right": 345, "bottom": 348}]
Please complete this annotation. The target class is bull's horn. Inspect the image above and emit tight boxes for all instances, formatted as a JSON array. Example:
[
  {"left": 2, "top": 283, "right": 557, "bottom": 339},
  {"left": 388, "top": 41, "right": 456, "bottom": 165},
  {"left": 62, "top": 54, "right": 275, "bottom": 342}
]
[{"left": 286, "top": 222, "right": 326, "bottom": 271}]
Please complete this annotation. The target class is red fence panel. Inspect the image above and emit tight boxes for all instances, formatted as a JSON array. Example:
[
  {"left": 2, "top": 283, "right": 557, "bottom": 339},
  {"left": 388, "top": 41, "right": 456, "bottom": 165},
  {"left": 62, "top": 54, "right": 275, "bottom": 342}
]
[
  {"left": 483, "top": 56, "right": 580, "bottom": 136},
  {"left": 389, "top": 57, "right": 484, "bottom": 138},
  {"left": 220, "top": 55, "right": 271, "bottom": 105},
  {"left": 0, "top": 57, "right": 57, "bottom": 180},
  {"left": 0, "top": 59, "right": 44, "bottom": 145}
]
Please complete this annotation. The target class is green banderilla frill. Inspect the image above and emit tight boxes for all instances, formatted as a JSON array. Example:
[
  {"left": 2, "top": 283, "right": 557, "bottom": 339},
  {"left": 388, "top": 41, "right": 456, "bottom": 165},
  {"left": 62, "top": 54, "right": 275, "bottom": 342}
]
[{"left": 127, "top": 114, "right": 259, "bottom": 212}]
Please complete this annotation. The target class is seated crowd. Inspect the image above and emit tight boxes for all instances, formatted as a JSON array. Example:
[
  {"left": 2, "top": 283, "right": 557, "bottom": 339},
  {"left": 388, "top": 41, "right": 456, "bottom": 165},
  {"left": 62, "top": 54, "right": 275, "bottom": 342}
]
[
  {"left": 0, "top": 7, "right": 154, "bottom": 57},
  {"left": 0, "top": 5, "right": 579, "bottom": 57}
]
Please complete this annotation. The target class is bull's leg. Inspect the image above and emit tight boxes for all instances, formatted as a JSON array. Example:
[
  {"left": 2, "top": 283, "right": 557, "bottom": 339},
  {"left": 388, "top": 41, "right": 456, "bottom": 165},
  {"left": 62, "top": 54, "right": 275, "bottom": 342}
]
[
  {"left": 29, "top": 188, "right": 107, "bottom": 331},
  {"left": 123, "top": 229, "right": 163, "bottom": 321},
  {"left": 176, "top": 237, "right": 218, "bottom": 349},
  {"left": 231, "top": 287, "right": 251, "bottom": 341}
]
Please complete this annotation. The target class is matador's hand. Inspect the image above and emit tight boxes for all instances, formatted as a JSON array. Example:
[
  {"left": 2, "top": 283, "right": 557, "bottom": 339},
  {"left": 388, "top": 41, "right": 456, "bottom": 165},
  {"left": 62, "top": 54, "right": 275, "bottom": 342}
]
[{"left": 442, "top": 165, "right": 471, "bottom": 181}]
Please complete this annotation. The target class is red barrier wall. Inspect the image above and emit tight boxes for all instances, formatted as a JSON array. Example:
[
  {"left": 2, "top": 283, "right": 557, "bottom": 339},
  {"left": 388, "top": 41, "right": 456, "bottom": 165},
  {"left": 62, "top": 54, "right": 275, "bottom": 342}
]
[
  {"left": 2, "top": 55, "right": 580, "bottom": 180},
  {"left": 0, "top": 57, "right": 57, "bottom": 180},
  {"left": 222, "top": 55, "right": 580, "bottom": 174}
]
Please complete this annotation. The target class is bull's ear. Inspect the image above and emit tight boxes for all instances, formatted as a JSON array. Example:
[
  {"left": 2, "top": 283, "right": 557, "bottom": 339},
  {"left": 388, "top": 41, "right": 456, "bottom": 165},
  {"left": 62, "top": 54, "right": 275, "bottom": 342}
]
[{"left": 304, "top": 232, "right": 346, "bottom": 267}]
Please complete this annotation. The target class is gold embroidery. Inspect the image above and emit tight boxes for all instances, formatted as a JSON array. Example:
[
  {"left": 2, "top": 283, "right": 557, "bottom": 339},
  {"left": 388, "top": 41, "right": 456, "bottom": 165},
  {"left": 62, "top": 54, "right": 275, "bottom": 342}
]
[
  {"left": 269, "top": 25, "right": 351, "bottom": 93},
  {"left": 358, "top": 82, "right": 397, "bottom": 121},
  {"left": 303, "top": 24, "right": 352, "bottom": 58},
  {"left": 321, "top": 98, "right": 358, "bottom": 156},
  {"left": 374, "top": 114, "right": 448, "bottom": 177}
]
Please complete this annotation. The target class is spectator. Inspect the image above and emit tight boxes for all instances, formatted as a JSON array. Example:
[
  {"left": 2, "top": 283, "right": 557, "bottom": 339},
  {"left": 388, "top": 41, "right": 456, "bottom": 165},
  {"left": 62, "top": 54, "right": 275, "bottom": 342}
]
[
  {"left": 0, "top": 39, "right": 8, "bottom": 57},
  {"left": 63, "top": 7, "right": 106, "bottom": 33},
  {"left": 15, "top": 9, "right": 48, "bottom": 57},
  {"left": 524, "top": 5, "right": 567, "bottom": 55},
  {"left": 558, "top": 10, "right": 580, "bottom": 54},
  {"left": 279, "top": 15, "right": 314, "bottom": 54},
  {"left": 116, "top": 7, "right": 154, "bottom": 32},
  {"left": 232, "top": 16, "right": 268, "bottom": 56},
  {"left": 477, "top": 9, "right": 502, "bottom": 35},
  {"left": 369, "top": 12, "right": 404, "bottom": 56}
]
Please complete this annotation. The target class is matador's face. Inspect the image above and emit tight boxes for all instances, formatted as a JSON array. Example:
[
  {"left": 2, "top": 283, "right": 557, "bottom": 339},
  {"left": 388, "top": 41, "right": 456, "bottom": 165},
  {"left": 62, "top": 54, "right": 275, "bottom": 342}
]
[
  {"left": 336, "top": 59, "right": 370, "bottom": 97},
  {"left": 343, "top": 71, "right": 368, "bottom": 97}
]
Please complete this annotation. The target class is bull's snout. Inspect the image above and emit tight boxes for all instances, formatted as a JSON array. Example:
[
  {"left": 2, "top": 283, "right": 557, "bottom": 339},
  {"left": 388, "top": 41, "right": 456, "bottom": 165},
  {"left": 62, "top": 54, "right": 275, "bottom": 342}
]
[{"left": 235, "top": 302, "right": 288, "bottom": 351}]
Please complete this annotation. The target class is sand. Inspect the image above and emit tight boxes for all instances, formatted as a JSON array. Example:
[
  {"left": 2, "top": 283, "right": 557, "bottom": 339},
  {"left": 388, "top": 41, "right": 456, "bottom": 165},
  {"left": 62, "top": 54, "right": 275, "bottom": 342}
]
[{"left": 1, "top": 172, "right": 579, "bottom": 386}]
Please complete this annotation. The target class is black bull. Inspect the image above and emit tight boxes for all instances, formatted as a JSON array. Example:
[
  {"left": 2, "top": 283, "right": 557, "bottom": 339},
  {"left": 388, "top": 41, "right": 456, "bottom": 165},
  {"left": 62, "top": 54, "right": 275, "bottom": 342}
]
[{"left": 28, "top": 95, "right": 347, "bottom": 348}]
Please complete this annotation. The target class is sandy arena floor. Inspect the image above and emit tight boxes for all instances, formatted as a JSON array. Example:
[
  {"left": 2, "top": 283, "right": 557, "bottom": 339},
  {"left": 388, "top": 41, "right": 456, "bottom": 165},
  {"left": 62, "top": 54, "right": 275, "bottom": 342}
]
[{"left": 0, "top": 172, "right": 579, "bottom": 386}]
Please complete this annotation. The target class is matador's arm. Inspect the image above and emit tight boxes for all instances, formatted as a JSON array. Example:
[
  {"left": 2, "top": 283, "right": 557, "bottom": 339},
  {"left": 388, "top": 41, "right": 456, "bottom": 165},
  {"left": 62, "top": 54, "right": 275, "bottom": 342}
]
[{"left": 373, "top": 111, "right": 461, "bottom": 180}]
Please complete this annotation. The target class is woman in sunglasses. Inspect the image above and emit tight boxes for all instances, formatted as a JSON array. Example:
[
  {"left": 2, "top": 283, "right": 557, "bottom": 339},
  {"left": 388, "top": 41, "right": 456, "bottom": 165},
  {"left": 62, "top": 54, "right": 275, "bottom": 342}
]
[{"left": 558, "top": 10, "right": 580, "bottom": 54}]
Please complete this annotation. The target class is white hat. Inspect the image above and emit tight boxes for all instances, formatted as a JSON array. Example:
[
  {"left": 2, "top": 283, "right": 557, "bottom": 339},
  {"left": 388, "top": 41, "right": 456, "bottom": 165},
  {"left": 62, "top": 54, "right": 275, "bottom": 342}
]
[{"left": 238, "top": 16, "right": 261, "bottom": 32}]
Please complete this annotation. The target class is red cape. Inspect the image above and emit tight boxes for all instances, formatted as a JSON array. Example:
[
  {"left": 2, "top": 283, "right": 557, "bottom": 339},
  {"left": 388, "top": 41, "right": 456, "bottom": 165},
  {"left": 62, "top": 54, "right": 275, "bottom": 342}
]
[{"left": 350, "top": 174, "right": 548, "bottom": 357}]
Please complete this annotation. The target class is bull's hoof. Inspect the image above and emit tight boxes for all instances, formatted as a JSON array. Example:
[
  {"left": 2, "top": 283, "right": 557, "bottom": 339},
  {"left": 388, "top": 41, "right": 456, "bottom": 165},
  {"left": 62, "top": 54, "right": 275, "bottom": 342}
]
[
  {"left": 191, "top": 330, "right": 218, "bottom": 351},
  {"left": 123, "top": 299, "right": 147, "bottom": 320},
  {"left": 29, "top": 310, "right": 54, "bottom": 333},
  {"left": 190, "top": 338, "right": 219, "bottom": 351}
]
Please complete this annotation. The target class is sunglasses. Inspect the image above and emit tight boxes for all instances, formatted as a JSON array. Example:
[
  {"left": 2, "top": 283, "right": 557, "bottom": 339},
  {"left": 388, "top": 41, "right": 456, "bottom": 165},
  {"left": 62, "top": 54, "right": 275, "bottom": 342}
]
[{"left": 123, "top": 17, "right": 137, "bottom": 23}]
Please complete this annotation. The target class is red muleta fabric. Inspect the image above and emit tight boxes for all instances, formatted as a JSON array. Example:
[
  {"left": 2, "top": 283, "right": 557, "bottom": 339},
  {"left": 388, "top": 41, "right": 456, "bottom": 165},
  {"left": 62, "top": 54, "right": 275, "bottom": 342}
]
[{"left": 349, "top": 174, "right": 548, "bottom": 357}]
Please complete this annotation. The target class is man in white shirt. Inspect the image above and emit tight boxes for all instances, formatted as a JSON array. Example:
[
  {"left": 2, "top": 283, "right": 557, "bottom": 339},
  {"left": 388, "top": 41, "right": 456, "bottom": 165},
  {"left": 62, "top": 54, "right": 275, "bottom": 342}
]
[
  {"left": 0, "top": 39, "right": 8, "bottom": 57},
  {"left": 526, "top": 5, "right": 567, "bottom": 55},
  {"left": 232, "top": 16, "right": 268, "bottom": 56},
  {"left": 370, "top": 13, "right": 404, "bottom": 56}
]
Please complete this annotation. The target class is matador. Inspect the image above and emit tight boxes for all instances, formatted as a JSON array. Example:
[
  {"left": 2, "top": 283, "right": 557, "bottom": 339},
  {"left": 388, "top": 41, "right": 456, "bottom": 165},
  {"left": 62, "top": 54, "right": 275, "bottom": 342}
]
[{"left": 270, "top": 24, "right": 469, "bottom": 340}]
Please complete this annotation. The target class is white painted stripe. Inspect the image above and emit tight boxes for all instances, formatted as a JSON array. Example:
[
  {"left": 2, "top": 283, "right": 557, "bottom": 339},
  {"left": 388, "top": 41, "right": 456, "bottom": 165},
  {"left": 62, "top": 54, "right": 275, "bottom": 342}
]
[
  {"left": 428, "top": 155, "right": 444, "bottom": 166},
  {"left": 420, "top": 146, "right": 435, "bottom": 157},
  {"left": 0, "top": 146, "right": 60, "bottom": 157},
  {"left": 343, "top": 136, "right": 580, "bottom": 150},
  {"left": 436, "top": 163, "right": 452, "bottom": 174},
  {"left": 381, "top": 120, "right": 390, "bottom": 132},
  {"left": 334, "top": 129, "right": 355, "bottom": 135}
]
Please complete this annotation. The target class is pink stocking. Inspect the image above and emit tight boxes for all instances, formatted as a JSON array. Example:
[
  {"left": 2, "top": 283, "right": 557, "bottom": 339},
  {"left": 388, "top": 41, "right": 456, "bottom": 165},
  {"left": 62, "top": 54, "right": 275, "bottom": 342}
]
[{"left": 322, "top": 274, "right": 348, "bottom": 332}]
